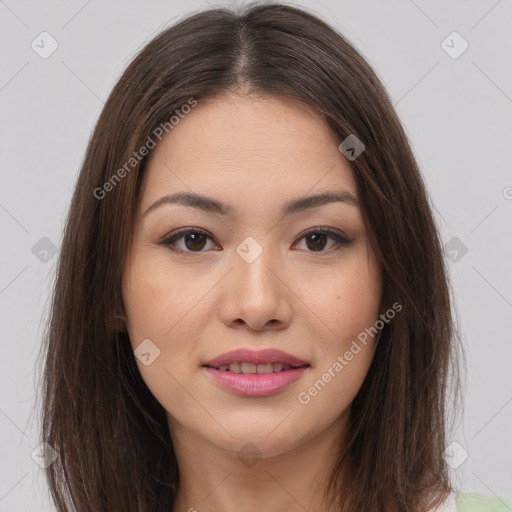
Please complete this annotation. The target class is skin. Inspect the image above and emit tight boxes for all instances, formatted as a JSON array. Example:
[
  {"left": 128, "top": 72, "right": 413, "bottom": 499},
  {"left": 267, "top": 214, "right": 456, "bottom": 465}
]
[{"left": 121, "top": 93, "right": 383, "bottom": 512}]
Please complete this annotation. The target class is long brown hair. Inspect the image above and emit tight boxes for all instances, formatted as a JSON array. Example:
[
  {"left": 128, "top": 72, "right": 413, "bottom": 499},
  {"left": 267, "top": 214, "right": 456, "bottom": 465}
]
[{"left": 37, "top": 3, "right": 464, "bottom": 511}]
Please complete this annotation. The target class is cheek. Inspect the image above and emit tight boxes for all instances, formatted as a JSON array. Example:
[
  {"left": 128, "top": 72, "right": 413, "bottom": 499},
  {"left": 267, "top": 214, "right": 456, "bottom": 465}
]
[
  {"left": 122, "top": 252, "right": 209, "bottom": 344},
  {"left": 121, "top": 250, "right": 226, "bottom": 408},
  {"left": 121, "top": 255, "right": 207, "bottom": 415},
  {"left": 298, "top": 250, "right": 382, "bottom": 344},
  {"left": 294, "top": 252, "right": 381, "bottom": 404}
]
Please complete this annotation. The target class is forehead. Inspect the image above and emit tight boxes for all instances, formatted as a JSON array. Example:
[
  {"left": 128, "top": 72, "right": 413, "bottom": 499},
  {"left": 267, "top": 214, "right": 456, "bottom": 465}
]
[{"left": 141, "top": 94, "right": 359, "bottom": 211}]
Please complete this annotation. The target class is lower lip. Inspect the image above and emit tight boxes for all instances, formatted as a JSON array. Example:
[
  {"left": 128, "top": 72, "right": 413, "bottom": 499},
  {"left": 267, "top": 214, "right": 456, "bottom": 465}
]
[{"left": 202, "top": 366, "right": 309, "bottom": 397}]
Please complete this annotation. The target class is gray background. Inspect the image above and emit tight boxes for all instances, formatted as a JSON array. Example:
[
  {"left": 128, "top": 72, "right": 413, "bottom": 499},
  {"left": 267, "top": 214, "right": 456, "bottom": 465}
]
[{"left": 1, "top": 0, "right": 511, "bottom": 510}]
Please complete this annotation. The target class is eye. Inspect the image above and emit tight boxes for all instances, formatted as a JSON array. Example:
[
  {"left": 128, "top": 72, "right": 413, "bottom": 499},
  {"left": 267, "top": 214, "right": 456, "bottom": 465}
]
[
  {"left": 158, "top": 227, "right": 219, "bottom": 256},
  {"left": 158, "top": 227, "right": 352, "bottom": 257},
  {"left": 292, "top": 227, "right": 352, "bottom": 253}
]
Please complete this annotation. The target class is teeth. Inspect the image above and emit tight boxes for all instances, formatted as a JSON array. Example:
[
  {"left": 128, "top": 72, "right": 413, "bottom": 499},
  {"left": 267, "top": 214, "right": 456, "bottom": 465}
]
[
  {"left": 228, "top": 363, "right": 241, "bottom": 373},
  {"left": 216, "top": 362, "right": 297, "bottom": 374},
  {"left": 241, "top": 362, "right": 257, "bottom": 374},
  {"left": 256, "top": 363, "right": 274, "bottom": 374}
]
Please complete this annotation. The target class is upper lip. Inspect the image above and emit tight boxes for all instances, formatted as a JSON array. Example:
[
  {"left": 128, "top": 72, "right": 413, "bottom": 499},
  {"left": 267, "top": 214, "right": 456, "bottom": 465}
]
[{"left": 203, "top": 348, "right": 309, "bottom": 368}]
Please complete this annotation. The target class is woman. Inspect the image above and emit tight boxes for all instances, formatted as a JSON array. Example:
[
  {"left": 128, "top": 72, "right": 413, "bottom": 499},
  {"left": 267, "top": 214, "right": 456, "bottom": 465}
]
[{"left": 38, "top": 3, "right": 511, "bottom": 511}]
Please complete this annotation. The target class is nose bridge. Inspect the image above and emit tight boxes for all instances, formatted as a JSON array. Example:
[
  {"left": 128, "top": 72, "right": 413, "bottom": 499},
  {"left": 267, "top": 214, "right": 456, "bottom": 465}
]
[
  {"left": 235, "top": 234, "right": 280, "bottom": 298},
  {"left": 219, "top": 234, "right": 292, "bottom": 330}
]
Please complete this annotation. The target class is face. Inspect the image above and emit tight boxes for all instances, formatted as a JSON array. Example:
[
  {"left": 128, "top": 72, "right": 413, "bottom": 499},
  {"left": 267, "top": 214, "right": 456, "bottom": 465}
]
[{"left": 121, "top": 93, "right": 382, "bottom": 459}]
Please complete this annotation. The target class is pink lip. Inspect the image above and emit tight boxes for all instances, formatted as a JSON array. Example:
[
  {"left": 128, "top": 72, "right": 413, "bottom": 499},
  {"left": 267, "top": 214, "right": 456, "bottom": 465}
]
[
  {"left": 202, "top": 348, "right": 308, "bottom": 368},
  {"left": 202, "top": 366, "right": 308, "bottom": 397},
  {"left": 202, "top": 348, "right": 309, "bottom": 397}
]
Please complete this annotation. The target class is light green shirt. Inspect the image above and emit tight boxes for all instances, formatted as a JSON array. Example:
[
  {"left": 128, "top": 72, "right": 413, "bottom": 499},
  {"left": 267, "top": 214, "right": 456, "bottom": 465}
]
[{"left": 457, "top": 493, "right": 512, "bottom": 511}]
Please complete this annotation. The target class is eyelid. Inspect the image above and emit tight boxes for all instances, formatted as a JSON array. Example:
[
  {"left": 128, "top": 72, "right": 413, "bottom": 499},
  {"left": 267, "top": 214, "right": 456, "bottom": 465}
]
[
  {"left": 158, "top": 226, "right": 210, "bottom": 243},
  {"left": 294, "top": 226, "right": 351, "bottom": 244}
]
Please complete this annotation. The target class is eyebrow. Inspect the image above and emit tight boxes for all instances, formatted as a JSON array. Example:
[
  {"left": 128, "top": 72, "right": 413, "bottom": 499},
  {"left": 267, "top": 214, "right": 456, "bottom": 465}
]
[{"left": 143, "top": 190, "right": 359, "bottom": 217}]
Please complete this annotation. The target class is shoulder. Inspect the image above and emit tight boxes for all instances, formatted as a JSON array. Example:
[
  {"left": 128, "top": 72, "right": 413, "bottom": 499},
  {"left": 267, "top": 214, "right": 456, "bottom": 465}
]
[{"left": 456, "top": 492, "right": 512, "bottom": 511}]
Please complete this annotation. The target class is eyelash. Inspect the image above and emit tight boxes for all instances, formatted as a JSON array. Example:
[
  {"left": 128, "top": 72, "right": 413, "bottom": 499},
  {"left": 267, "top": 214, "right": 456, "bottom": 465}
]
[{"left": 157, "top": 227, "right": 352, "bottom": 257}]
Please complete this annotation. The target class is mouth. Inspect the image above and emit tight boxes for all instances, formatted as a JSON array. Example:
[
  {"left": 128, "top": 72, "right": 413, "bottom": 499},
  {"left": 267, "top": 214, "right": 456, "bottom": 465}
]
[
  {"left": 201, "top": 348, "right": 310, "bottom": 397},
  {"left": 203, "top": 362, "right": 310, "bottom": 374},
  {"left": 202, "top": 348, "right": 310, "bottom": 372}
]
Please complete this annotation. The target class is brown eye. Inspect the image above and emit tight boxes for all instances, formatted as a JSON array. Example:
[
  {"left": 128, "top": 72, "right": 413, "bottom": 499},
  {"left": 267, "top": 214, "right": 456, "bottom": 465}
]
[
  {"left": 182, "top": 232, "right": 208, "bottom": 251},
  {"left": 304, "top": 232, "right": 329, "bottom": 251},
  {"left": 159, "top": 228, "right": 219, "bottom": 256},
  {"left": 295, "top": 228, "right": 352, "bottom": 253}
]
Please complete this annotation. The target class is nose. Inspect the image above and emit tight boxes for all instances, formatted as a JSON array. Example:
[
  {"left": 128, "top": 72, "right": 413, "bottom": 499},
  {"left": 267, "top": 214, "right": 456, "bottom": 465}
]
[{"left": 218, "top": 244, "right": 293, "bottom": 332}]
